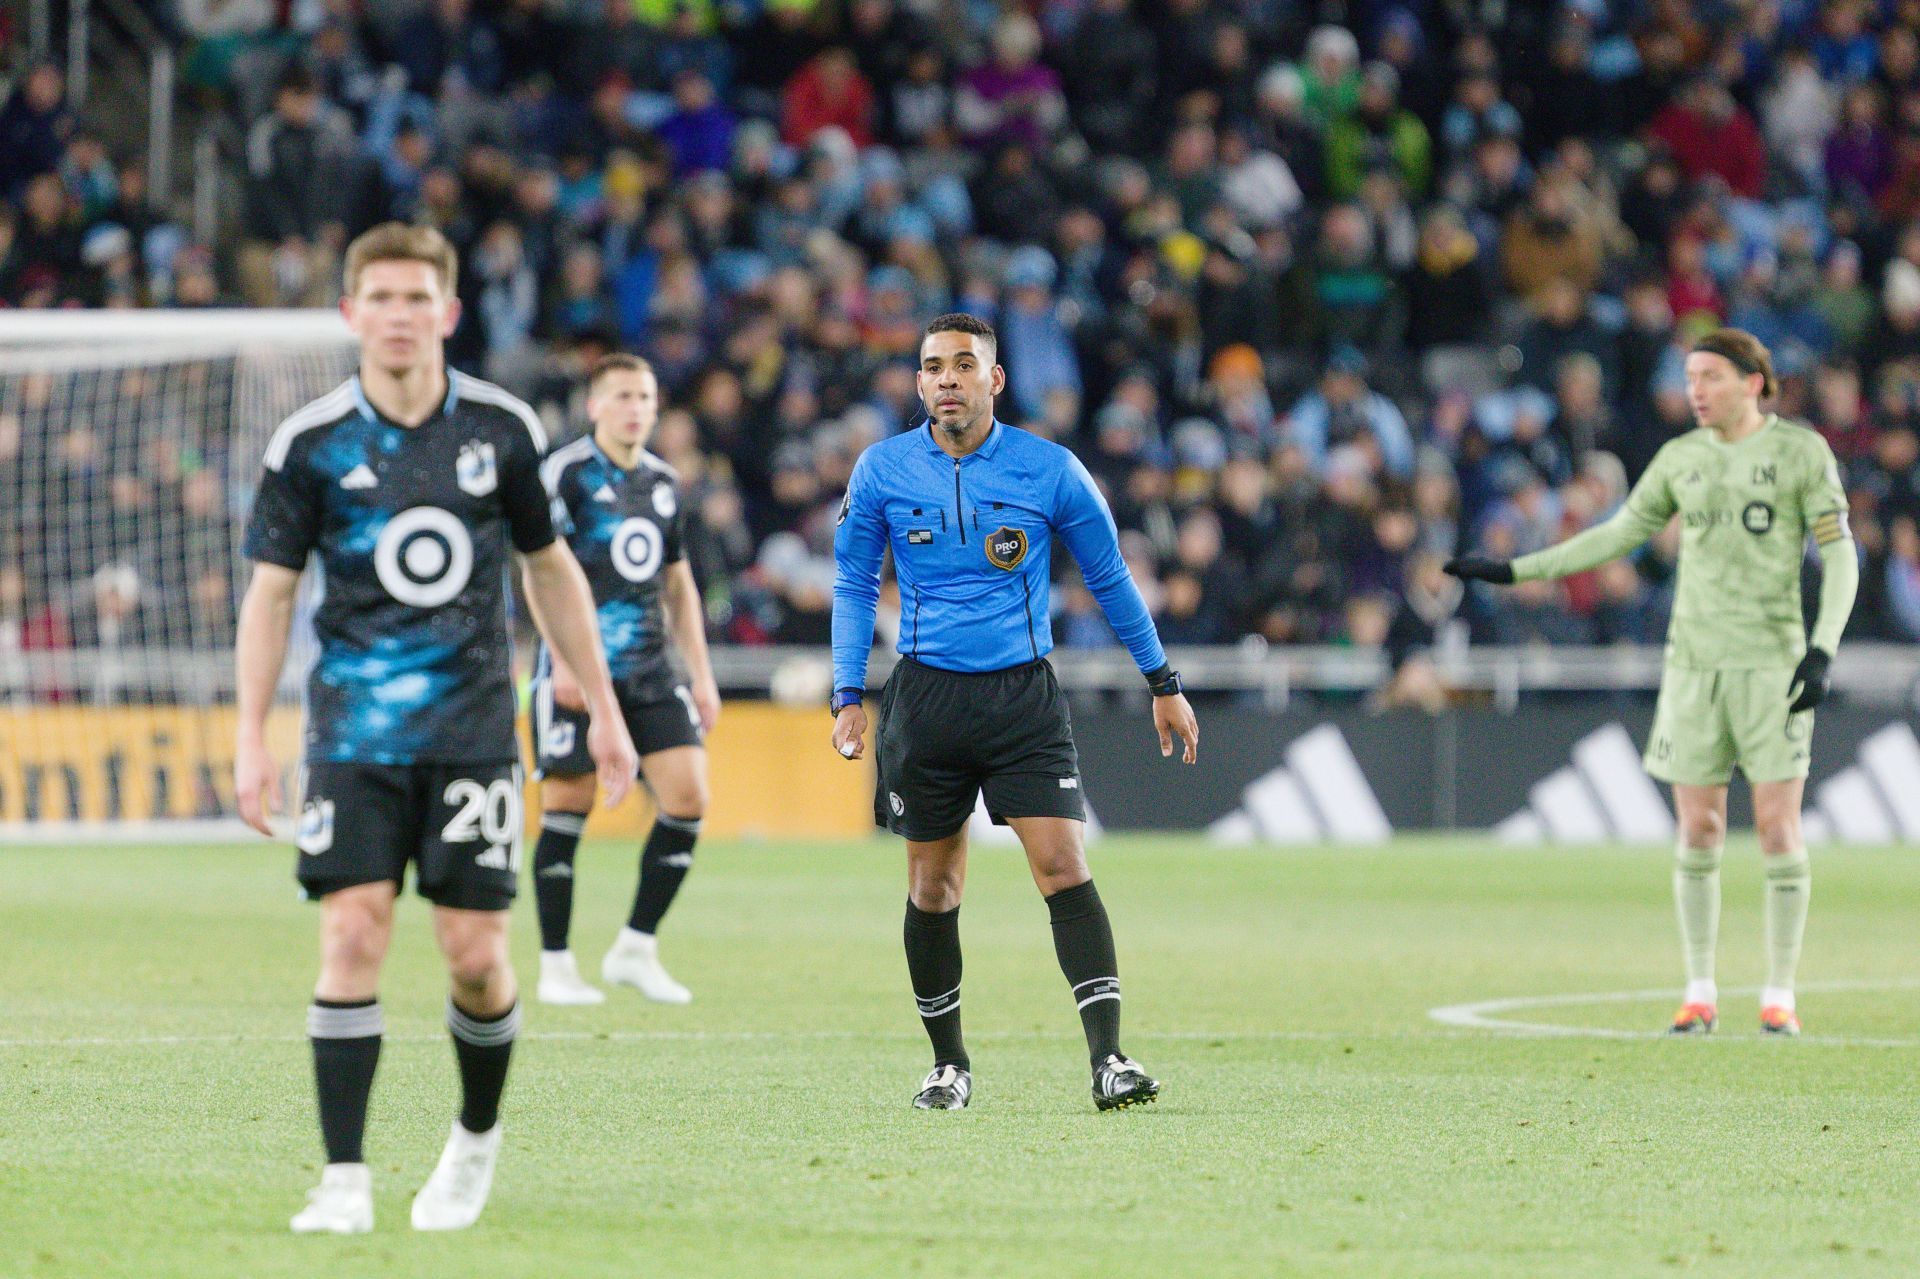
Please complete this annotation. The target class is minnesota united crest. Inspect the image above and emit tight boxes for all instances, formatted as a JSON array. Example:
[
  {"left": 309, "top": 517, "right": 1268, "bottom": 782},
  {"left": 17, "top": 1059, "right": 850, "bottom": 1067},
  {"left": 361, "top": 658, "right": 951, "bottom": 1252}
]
[{"left": 456, "top": 441, "right": 498, "bottom": 496}]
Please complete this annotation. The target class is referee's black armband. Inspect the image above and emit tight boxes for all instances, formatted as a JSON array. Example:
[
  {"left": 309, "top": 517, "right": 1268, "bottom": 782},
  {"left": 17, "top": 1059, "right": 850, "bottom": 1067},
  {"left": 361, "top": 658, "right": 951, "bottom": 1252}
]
[
  {"left": 830, "top": 687, "right": 864, "bottom": 714},
  {"left": 1144, "top": 666, "right": 1182, "bottom": 697}
]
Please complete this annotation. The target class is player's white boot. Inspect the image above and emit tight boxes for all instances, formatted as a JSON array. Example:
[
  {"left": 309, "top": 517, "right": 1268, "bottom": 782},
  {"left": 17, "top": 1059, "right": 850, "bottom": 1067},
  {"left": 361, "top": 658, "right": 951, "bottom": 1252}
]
[
  {"left": 290, "top": 1163, "right": 373, "bottom": 1234},
  {"left": 601, "top": 927, "right": 692, "bottom": 1004},
  {"left": 410, "top": 1121, "right": 502, "bottom": 1231},
  {"left": 536, "top": 949, "right": 606, "bottom": 1005}
]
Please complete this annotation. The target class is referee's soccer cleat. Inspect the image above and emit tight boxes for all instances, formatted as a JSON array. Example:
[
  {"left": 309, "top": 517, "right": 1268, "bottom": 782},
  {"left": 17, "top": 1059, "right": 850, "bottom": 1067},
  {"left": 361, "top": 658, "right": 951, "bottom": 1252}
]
[
  {"left": 602, "top": 929, "right": 692, "bottom": 1004},
  {"left": 1759, "top": 1006, "right": 1802, "bottom": 1036},
  {"left": 410, "top": 1121, "right": 502, "bottom": 1231},
  {"left": 1092, "top": 1054, "right": 1159, "bottom": 1111},
  {"left": 1667, "top": 1003, "right": 1717, "bottom": 1035},
  {"left": 290, "top": 1163, "right": 373, "bottom": 1234},
  {"left": 536, "top": 949, "right": 606, "bottom": 1006},
  {"left": 912, "top": 1064, "right": 972, "bottom": 1110}
]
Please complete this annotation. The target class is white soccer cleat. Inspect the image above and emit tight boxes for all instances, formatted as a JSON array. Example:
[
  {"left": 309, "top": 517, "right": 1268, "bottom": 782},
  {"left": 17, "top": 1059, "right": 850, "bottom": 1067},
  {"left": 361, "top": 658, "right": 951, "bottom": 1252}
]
[
  {"left": 536, "top": 949, "right": 606, "bottom": 1005},
  {"left": 410, "top": 1121, "right": 502, "bottom": 1231},
  {"left": 290, "top": 1162, "right": 373, "bottom": 1234},
  {"left": 601, "top": 929, "right": 692, "bottom": 1004}
]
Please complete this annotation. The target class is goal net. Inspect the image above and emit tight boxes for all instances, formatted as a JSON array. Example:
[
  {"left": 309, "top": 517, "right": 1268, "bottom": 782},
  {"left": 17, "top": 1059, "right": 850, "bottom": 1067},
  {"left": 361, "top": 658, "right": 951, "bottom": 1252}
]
[{"left": 0, "top": 311, "right": 357, "bottom": 837}]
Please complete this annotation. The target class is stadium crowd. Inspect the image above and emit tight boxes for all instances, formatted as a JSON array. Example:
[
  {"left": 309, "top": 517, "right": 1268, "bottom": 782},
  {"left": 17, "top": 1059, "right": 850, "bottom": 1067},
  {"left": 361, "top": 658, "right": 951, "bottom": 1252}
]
[{"left": 9, "top": 0, "right": 1920, "bottom": 694}]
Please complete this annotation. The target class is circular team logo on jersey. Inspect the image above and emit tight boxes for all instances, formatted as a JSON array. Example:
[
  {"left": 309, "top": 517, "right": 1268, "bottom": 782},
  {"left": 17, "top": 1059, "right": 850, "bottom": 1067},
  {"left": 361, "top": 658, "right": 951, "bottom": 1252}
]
[
  {"left": 374, "top": 506, "right": 473, "bottom": 607},
  {"left": 611, "top": 517, "right": 665, "bottom": 582},
  {"left": 1743, "top": 501, "right": 1775, "bottom": 534},
  {"left": 653, "top": 485, "right": 677, "bottom": 519}
]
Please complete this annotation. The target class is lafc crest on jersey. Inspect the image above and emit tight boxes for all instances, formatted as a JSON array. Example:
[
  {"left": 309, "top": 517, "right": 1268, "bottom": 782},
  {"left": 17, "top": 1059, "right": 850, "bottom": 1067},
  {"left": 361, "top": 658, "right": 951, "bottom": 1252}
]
[{"left": 457, "top": 441, "right": 498, "bottom": 496}]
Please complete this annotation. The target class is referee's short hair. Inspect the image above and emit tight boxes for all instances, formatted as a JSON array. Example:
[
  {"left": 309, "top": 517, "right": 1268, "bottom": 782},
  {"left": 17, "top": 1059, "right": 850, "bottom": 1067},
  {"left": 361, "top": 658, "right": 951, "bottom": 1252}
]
[
  {"left": 1691, "top": 327, "right": 1775, "bottom": 398},
  {"left": 922, "top": 313, "right": 997, "bottom": 360}
]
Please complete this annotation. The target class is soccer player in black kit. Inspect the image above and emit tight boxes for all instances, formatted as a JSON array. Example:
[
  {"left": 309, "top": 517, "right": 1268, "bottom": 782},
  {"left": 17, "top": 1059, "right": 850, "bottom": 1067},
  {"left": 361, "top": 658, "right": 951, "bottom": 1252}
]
[
  {"left": 529, "top": 353, "right": 721, "bottom": 1006},
  {"left": 234, "top": 223, "right": 639, "bottom": 1234}
]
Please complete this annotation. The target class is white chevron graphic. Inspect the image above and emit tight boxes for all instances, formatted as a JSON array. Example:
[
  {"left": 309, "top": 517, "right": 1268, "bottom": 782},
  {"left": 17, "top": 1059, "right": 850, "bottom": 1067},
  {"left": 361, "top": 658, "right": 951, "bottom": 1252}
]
[
  {"left": 1206, "top": 724, "right": 1392, "bottom": 845},
  {"left": 1495, "top": 721, "right": 1920, "bottom": 846}
]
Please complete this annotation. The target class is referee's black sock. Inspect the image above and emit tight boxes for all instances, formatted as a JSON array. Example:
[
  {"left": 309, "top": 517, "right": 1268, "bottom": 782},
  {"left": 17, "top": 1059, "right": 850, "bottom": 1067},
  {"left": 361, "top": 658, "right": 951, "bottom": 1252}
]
[
  {"left": 903, "top": 900, "right": 968, "bottom": 1069},
  {"left": 308, "top": 997, "right": 382, "bottom": 1164},
  {"left": 447, "top": 997, "right": 520, "bottom": 1134},
  {"left": 1045, "top": 880, "right": 1123, "bottom": 1066},
  {"left": 533, "top": 811, "right": 587, "bottom": 952},
  {"left": 628, "top": 813, "right": 701, "bottom": 935}
]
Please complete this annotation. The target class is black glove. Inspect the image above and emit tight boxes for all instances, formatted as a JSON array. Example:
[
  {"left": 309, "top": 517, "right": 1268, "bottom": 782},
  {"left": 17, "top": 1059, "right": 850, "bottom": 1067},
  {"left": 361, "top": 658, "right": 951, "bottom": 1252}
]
[
  {"left": 1443, "top": 555, "right": 1515, "bottom": 585},
  {"left": 1787, "top": 648, "right": 1831, "bottom": 713}
]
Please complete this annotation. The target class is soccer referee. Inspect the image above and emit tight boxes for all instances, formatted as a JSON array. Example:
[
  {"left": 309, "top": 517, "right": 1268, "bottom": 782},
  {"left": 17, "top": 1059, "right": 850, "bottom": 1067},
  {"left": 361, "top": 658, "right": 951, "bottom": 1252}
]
[{"left": 832, "top": 313, "right": 1200, "bottom": 1112}]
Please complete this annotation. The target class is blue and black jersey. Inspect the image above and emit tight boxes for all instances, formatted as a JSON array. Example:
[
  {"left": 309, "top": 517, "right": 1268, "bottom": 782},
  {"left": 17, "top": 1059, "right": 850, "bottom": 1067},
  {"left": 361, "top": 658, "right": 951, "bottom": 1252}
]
[
  {"left": 242, "top": 371, "right": 554, "bottom": 765},
  {"left": 534, "top": 434, "right": 687, "bottom": 696}
]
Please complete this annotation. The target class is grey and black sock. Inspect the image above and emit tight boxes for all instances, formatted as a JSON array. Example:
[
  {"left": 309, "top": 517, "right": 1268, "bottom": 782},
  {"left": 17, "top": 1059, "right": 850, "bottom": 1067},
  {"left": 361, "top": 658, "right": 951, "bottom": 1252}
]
[
  {"left": 308, "top": 997, "right": 383, "bottom": 1163},
  {"left": 446, "top": 997, "right": 519, "bottom": 1134},
  {"left": 533, "top": 812, "right": 587, "bottom": 953},
  {"left": 628, "top": 814, "right": 700, "bottom": 935}
]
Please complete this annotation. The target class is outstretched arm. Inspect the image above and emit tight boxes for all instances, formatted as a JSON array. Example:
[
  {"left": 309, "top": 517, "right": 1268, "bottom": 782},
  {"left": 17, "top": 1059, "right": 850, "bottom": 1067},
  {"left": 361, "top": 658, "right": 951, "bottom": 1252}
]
[{"left": 522, "top": 542, "right": 638, "bottom": 805}]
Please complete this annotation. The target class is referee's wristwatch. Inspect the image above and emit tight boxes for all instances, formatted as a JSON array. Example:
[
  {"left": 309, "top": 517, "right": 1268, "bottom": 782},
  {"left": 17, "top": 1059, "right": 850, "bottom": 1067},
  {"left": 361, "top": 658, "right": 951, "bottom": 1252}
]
[
  {"left": 830, "top": 687, "right": 864, "bottom": 714},
  {"left": 1145, "top": 666, "right": 1183, "bottom": 698}
]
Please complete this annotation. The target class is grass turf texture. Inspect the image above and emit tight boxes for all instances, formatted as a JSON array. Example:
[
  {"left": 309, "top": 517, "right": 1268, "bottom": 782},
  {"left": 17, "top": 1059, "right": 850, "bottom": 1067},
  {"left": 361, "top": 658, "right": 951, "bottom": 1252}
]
[{"left": 4, "top": 836, "right": 1917, "bottom": 1278}]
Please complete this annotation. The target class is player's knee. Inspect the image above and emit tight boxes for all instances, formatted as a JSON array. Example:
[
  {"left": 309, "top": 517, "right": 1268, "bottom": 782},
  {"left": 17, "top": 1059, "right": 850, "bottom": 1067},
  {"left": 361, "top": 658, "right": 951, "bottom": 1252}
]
[
  {"left": 442, "top": 930, "right": 509, "bottom": 992},
  {"left": 1756, "top": 813, "right": 1803, "bottom": 857},
  {"left": 1679, "top": 809, "right": 1725, "bottom": 850},
  {"left": 660, "top": 782, "right": 708, "bottom": 821},
  {"left": 907, "top": 858, "right": 964, "bottom": 912}
]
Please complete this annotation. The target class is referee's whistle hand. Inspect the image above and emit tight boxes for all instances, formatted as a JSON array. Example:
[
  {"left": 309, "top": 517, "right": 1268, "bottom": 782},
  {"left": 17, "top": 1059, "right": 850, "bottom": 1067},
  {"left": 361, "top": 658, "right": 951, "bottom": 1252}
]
[
  {"left": 590, "top": 715, "right": 641, "bottom": 808},
  {"left": 1154, "top": 694, "right": 1199, "bottom": 764},
  {"left": 832, "top": 705, "right": 868, "bottom": 761}
]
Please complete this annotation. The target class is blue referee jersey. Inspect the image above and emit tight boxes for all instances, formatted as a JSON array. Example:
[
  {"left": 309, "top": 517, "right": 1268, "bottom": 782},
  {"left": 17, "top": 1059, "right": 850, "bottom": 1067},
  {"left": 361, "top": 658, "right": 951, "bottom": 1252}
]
[{"left": 832, "top": 419, "right": 1167, "bottom": 693}]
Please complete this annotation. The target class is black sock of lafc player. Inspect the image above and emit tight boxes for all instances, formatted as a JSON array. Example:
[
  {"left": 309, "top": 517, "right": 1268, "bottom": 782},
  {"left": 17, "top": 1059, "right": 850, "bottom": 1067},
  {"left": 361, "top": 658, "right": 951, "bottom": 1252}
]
[
  {"left": 447, "top": 997, "right": 520, "bottom": 1135},
  {"left": 533, "top": 811, "right": 587, "bottom": 951},
  {"left": 1045, "top": 881, "right": 1122, "bottom": 1065},
  {"left": 627, "top": 814, "right": 701, "bottom": 935},
  {"left": 903, "top": 900, "right": 968, "bottom": 1069},
  {"left": 308, "top": 997, "right": 383, "bottom": 1164}
]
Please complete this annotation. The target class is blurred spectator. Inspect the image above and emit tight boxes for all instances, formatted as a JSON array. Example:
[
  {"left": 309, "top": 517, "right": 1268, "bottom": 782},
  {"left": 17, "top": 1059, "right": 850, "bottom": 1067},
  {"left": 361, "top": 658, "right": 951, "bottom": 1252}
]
[
  {"left": 1648, "top": 76, "right": 1766, "bottom": 199},
  {"left": 1284, "top": 349, "right": 1414, "bottom": 480},
  {"left": 239, "top": 66, "right": 345, "bottom": 307},
  {"left": 782, "top": 49, "right": 875, "bottom": 151},
  {"left": 0, "top": 64, "right": 73, "bottom": 201}
]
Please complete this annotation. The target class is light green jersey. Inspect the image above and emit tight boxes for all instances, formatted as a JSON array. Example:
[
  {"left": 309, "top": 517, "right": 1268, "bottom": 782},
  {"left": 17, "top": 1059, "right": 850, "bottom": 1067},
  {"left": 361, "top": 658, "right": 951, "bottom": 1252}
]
[{"left": 1513, "top": 416, "right": 1856, "bottom": 670}]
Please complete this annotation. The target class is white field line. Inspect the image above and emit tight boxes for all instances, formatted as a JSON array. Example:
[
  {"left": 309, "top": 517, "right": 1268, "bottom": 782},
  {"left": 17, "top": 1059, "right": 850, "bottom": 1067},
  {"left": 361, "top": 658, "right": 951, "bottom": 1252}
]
[
  {"left": 1429, "top": 978, "right": 1920, "bottom": 1047},
  {"left": 0, "top": 1027, "right": 1373, "bottom": 1050}
]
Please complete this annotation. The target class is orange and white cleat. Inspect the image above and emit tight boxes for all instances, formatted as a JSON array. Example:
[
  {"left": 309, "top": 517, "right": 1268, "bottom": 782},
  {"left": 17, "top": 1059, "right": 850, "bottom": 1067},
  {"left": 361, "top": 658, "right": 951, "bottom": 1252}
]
[
  {"left": 1667, "top": 1002, "right": 1717, "bottom": 1035},
  {"left": 1759, "top": 1005, "right": 1801, "bottom": 1036}
]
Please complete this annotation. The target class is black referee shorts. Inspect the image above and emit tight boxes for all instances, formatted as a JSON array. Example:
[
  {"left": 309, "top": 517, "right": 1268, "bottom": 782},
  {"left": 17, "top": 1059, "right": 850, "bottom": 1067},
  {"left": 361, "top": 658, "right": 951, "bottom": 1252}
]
[{"left": 873, "top": 656, "right": 1085, "bottom": 842}]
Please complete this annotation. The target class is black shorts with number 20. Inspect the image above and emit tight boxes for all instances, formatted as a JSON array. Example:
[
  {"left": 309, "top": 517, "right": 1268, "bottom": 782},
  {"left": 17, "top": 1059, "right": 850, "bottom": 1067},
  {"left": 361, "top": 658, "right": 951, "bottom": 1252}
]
[
  {"left": 294, "top": 761, "right": 523, "bottom": 910},
  {"left": 532, "top": 678, "right": 703, "bottom": 778},
  {"left": 873, "top": 656, "right": 1085, "bottom": 842}
]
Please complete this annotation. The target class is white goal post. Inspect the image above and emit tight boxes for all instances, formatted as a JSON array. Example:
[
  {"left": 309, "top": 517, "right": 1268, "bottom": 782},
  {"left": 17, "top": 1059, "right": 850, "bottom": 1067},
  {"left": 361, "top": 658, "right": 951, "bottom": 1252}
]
[{"left": 0, "top": 310, "right": 357, "bottom": 839}]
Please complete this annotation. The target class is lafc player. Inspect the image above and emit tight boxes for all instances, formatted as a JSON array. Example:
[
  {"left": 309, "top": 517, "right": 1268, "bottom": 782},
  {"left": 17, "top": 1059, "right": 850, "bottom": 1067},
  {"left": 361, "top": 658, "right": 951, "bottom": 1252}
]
[
  {"left": 1449, "top": 329, "right": 1858, "bottom": 1036},
  {"left": 235, "top": 223, "right": 639, "bottom": 1233}
]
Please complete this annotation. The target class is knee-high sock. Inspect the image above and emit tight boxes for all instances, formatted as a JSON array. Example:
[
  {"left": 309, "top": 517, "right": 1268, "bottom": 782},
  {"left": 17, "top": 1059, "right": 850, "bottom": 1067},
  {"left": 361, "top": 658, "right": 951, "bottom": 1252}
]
[
  {"left": 903, "top": 900, "right": 967, "bottom": 1069},
  {"left": 628, "top": 814, "right": 701, "bottom": 935},
  {"left": 1046, "top": 880, "right": 1122, "bottom": 1065},
  {"left": 309, "top": 998, "right": 382, "bottom": 1164},
  {"left": 1673, "top": 841, "right": 1723, "bottom": 1003},
  {"left": 447, "top": 997, "right": 519, "bottom": 1134},
  {"left": 533, "top": 812, "right": 586, "bottom": 952},
  {"left": 1762, "top": 848, "right": 1811, "bottom": 1009}
]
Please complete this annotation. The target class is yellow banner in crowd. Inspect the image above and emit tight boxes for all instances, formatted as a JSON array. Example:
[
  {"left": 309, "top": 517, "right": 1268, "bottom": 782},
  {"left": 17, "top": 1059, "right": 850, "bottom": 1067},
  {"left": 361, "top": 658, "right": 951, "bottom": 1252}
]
[{"left": 0, "top": 705, "right": 873, "bottom": 838}]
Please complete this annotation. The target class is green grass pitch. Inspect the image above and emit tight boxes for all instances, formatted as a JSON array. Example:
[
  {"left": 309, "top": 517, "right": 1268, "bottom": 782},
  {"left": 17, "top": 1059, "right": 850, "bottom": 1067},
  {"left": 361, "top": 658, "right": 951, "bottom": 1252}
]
[{"left": 5, "top": 835, "right": 1918, "bottom": 1277}]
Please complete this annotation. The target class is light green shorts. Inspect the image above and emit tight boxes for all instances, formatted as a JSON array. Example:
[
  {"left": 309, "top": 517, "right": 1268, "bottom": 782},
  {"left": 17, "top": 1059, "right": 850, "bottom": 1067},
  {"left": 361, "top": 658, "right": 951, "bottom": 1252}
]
[{"left": 1644, "top": 666, "right": 1813, "bottom": 787}]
